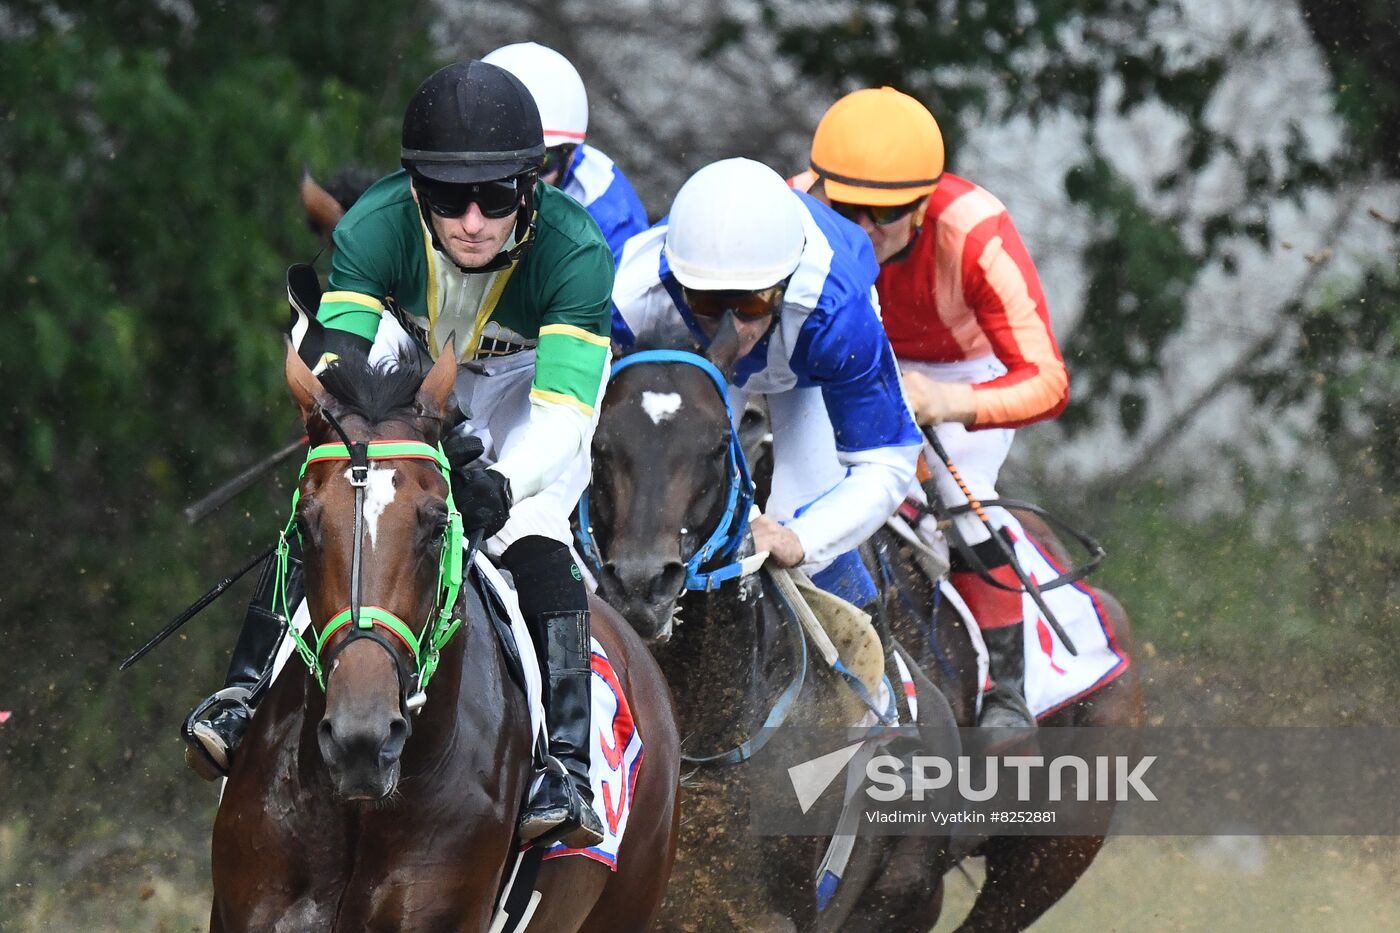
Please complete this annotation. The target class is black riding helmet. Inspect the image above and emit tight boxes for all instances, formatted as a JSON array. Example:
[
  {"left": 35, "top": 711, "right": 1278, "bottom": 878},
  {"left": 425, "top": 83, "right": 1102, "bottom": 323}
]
[{"left": 402, "top": 61, "right": 546, "bottom": 272}]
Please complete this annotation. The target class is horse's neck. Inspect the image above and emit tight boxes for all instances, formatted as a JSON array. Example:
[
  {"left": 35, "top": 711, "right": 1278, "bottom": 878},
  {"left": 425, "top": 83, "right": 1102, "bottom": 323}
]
[
  {"left": 399, "top": 605, "right": 512, "bottom": 778},
  {"left": 663, "top": 585, "right": 775, "bottom": 748}
]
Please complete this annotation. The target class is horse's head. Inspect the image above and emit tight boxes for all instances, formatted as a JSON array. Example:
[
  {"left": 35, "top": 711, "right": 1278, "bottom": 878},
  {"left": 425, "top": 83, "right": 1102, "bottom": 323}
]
[
  {"left": 284, "top": 341, "right": 460, "bottom": 800},
  {"left": 590, "top": 323, "right": 750, "bottom": 641}
]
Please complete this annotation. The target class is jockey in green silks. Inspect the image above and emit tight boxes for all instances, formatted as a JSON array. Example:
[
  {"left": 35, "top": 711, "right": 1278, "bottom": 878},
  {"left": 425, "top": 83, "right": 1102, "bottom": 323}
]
[{"left": 183, "top": 60, "right": 612, "bottom": 850}]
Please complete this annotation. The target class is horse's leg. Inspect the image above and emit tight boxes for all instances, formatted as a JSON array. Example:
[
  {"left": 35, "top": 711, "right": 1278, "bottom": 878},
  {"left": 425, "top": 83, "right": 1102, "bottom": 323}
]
[
  {"left": 837, "top": 837, "right": 947, "bottom": 933},
  {"left": 531, "top": 859, "right": 612, "bottom": 933},
  {"left": 953, "top": 834, "right": 1105, "bottom": 932}
]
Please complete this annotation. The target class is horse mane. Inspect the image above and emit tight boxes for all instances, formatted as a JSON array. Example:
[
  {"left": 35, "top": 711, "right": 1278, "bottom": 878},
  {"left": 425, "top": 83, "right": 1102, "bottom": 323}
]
[
  {"left": 618, "top": 335, "right": 705, "bottom": 357},
  {"left": 318, "top": 353, "right": 425, "bottom": 426}
]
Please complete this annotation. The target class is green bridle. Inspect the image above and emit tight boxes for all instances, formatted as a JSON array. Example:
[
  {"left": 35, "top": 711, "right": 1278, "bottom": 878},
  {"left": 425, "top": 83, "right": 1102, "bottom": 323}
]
[{"left": 273, "top": 439, "right": 466, "bottom": 697}]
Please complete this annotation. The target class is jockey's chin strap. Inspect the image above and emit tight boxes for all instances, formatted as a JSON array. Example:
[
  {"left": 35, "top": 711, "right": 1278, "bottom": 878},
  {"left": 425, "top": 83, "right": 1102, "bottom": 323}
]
[
  {"left": 274, "top": 424, "right": 471, "bottom": 708},
  {"left": 577, "top": 349, "right": 758, "bottom": 593}
]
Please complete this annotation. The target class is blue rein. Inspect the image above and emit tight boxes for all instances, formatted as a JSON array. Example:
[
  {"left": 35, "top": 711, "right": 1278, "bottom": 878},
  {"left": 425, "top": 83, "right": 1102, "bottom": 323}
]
[{"left": 577, "top": 349, "right": 756, "bottom": 593}]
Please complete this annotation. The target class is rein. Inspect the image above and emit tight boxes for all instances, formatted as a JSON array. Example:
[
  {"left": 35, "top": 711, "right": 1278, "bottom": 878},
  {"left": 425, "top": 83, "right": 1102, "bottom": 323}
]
[
  {"left": 274, "top": 428, "right": 469, "bottom": 705},
  {"left": 578, "top": 349, "right": 807, "bottom": 766},
  {"left": 577, "top": 349, "right": 757, "bottom": 592},
  {"left": 679, "top": 567, "right": 810, "bottom": 767}
]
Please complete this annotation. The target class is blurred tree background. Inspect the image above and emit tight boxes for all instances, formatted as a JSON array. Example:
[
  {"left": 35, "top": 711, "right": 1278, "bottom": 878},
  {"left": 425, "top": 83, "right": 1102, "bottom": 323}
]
[{"left": 2, "top": 0, "right": 1398, "bottom": 928}]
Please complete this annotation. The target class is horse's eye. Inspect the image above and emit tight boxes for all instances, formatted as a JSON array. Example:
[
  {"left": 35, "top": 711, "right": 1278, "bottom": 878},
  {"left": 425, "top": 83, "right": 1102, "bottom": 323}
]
[
  {"left": 420, "top": 506, "right": 450, "bottom": 546},
  {"left": 293, "top": 507, "right": 317, "bottom": 546}
]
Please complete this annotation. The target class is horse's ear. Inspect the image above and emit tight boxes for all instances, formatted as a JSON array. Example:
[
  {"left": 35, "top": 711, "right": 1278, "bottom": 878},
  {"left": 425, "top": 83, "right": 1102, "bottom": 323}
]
[
  {"left": 301, "top": 168, "right": 344, "bottom": 243},
  {"left": 705, "top": 313, "right": 744, "bottom": 380},
  {"left": 285, "top": 339, "right": 329, "bottom": 426},
  {"left": 417, "top": 336, "right": 457, "bottom": 422}
]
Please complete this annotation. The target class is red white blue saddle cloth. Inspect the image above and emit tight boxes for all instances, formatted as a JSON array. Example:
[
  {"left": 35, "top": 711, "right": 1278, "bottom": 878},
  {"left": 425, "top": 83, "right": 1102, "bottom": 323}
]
[
  {"left": 941, "top": 514, "right": 1129, "bottom": 719},
  {"left": 537, "top": 640, "right": 645, "bottom": 869}
]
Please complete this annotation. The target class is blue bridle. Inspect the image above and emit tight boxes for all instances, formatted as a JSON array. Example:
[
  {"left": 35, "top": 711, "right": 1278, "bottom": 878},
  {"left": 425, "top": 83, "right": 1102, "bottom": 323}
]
[{"left": 577, "top": 349, "right": 756, "bottom": 593}]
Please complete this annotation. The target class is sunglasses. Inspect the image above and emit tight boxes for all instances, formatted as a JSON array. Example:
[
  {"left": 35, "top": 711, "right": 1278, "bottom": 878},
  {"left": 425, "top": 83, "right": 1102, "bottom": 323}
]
[
  {"left": 541, "top": 144, "right": 578, "bottom": 179},
  {"left": 415, "top": 178, "right": 522, "bottom": 219},
  {"left": 682, "top": 283, "right": 787, "bottom": 320},
  {"left": 830, "top": 197, "right": 922, "bottom": 226}
]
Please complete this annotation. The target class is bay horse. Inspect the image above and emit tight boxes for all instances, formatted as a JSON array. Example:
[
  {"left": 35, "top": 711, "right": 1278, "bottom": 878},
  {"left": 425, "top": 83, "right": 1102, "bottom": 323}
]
[
  {"left": 587, "top": 332, "right": 1142, "bottom": 931},
  {"left": 862, "top": 514, "right": 1143, "bottom": 930},
  {"left": 583, "top": 327, "right": 958, "bottom": 932},
  {"left": 209, "top": 343, "right": 679, "bottom": 931}
]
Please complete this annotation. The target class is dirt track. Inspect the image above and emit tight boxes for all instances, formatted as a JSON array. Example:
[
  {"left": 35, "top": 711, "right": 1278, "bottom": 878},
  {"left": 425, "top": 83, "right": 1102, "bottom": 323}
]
[{"left": 935, "top": 837, "right": 1400, "bottom": 931}]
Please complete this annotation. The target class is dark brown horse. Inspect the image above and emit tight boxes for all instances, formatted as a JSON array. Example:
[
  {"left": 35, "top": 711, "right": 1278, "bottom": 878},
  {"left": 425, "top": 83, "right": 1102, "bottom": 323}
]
[
  {"left": 586, "top": 334, "right": 958, "bottom": 932},
  {"left": 209, "top": 344, "right": 679, "bottom": 931},
  {"left": 862, "top": 513, "right": 1143, "bottom": 930},
  {"left": 588, "top": 337, "right": 1142, "bottom": 931}
]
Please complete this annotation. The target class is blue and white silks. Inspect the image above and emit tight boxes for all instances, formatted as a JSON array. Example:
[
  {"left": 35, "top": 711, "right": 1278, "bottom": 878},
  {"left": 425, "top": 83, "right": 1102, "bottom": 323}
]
[
  {"left": 560, "top": 144, "right": 649, "bottom": 257},
  {"left": 610, "top": 189, "right": 922, "bottom": 605}
]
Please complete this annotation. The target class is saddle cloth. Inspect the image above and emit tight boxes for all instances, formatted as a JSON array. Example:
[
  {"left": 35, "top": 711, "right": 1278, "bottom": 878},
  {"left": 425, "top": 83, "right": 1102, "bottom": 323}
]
[
  {"left": 938, "top": 513, "right": 1130, "bottom": 719},
  {"left": 273, "top": 551, "right": 643, "bottom": 870}
]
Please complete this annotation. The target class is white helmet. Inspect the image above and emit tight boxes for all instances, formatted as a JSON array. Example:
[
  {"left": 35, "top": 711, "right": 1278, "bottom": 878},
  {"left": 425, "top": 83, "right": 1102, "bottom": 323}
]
[
  {"left": 482, "top": 42, "right": 588, "bottom": 147},
  {"left": 664, "top": 158, "right": 806, "bottom": 292}
]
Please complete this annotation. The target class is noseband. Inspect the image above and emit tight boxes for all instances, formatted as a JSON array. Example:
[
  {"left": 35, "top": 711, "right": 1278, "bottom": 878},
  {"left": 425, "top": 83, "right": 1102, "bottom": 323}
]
[
  {"left": 274, "top": 416, "right": 471, "bottom": 710},
  {"left": 577, "top": 349, "right": 757, "bottom": 593}
]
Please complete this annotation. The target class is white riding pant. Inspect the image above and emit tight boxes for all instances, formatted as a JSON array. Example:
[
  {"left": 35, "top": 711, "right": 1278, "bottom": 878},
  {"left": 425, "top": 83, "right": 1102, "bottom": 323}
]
[
  {"left": 727, "top": 383, "right": 850, "bottom": 578},
  {"left": 903, "top": 355, "right": 1015, "bottom": 545},
  {"left": 368, "top": 313, "right": 600, "bottom": 558}
]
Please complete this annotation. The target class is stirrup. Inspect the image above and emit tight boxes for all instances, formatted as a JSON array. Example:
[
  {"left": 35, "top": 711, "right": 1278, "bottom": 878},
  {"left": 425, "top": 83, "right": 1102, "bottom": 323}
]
[
  {"left": 519, "top": 757, "right": 604, "bottom": 849},
  {"left": 182, "top": 686, "right": 254, "bottom": 781},
  {"left": 977, "top": 687, "right": 1038, "bottom": 754}
]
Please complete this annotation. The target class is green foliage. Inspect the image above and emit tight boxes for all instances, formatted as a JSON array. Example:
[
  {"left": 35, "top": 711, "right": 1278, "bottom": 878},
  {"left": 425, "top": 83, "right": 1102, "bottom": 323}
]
[
  {"left": 0, "top": 1, "right": 434, "bottom": 911},
  {"left": 712, "top": 0, "right": 1345, "bottom": 437},
  {"left": 1298, "top": 0, "right": 1400, "bottom": 178},
  {"left": 1256, "top": 269, "right": 1400, "bottom": 451},
  {"left": 1060, "top": 157, "right": 1198, "bottom": 434}
]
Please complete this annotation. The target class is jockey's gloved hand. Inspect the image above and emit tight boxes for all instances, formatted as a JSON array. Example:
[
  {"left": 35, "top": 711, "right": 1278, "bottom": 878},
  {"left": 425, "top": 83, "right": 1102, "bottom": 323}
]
[
  {"left": 452, "top": 466, "right": 513, "bottom": 539},
  {"left": 442, "top": 425, "right": 486, "bottom": 470}
]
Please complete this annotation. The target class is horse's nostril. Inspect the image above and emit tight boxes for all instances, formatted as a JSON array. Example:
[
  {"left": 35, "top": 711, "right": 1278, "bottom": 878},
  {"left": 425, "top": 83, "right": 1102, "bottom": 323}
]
[
  {"left": 317, "top": 718, "right": 338, "bottom": 763},
  {"left": 651, "top": 562, "right": 686, "bottom": 602},
  {"left": 382, "top": 716, "right": 409, "bottom": 760}
]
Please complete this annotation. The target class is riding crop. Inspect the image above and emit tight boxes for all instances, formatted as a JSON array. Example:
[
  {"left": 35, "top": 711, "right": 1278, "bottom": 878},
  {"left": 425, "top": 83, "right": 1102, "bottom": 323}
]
[
  {"left": 921, "top": 426, "right": 1078, "bottom": 656},
  {"left": 118, "top": 543, "right": 278, "bottom": 670},
  {"left": 182, "top": 436, "right": 308, "bottom": 525}
]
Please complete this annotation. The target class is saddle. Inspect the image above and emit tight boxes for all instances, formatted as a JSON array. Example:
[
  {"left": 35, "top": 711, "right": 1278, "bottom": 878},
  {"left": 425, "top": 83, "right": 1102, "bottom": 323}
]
[{"left": 782, "top": 569, "right": 889, "bottom": 725}]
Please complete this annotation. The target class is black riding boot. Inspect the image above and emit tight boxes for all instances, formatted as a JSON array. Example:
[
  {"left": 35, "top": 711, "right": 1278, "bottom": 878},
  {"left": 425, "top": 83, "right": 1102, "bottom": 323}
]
[
  {"left": 182, "top": 547, "right": 301, "bottom": 780},
  {"left": 948, "top": 533, "right": 1037, "bottom": 733},
  {"left": 979, "top": 622, "right": 1035, "bottom": 731},
  {"left": 503, "top": 537, "right": 604, "bottom": 849}
]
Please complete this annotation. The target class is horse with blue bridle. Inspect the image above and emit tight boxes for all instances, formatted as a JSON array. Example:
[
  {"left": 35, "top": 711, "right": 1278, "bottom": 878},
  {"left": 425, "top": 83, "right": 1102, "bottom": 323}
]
[
  {"left": 583, "top": 319, "right": 1143, "bottom": 930},
  {"left": 581, "top": 323, "right": 959, "bottom": 932}
]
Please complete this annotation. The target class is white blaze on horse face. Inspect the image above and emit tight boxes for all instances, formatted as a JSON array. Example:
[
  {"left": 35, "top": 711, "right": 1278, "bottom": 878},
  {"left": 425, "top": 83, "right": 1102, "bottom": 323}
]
[
  {"left": 345, "top": 464, "right": 397, "bottom": 550},
  {"left": 641, "top": 391, "right": 683, "bottom": 425}
]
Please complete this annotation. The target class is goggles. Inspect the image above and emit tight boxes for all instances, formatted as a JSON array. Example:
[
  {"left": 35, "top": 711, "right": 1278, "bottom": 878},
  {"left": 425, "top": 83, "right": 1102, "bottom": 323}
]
[
  {"left": 829, "top": 197, "right": 922, "bottom": 226},
  {"left": 682, "top": 282, "right": 787, "bottom": 321},
  {"left": 415, "top": 177, "right": 522, "bottom": 220},
  {"left": 541, "top": 144, "right": 578, "bottom": 180}
]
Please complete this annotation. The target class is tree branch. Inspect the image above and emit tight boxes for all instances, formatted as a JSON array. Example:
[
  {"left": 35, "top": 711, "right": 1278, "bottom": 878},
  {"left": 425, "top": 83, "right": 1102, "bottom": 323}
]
[{"left": 1090, "top": 186, "right": 1364, "bottom": 498}]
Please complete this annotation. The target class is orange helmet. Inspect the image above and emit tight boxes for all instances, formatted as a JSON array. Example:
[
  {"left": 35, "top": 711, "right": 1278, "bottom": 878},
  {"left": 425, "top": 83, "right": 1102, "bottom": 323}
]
[{"left": 810, "top": 87, "right": 945, "bottom": 206}]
